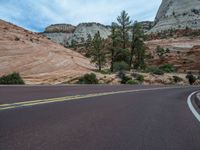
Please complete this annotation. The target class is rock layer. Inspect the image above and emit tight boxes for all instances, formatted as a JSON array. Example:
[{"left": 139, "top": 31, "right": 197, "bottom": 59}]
[
  {"left": 146, "top": 37, "right": 200, "bottom": 72},
  {"left": 44, "top": 24, "right": 75, "bottom": 33}
]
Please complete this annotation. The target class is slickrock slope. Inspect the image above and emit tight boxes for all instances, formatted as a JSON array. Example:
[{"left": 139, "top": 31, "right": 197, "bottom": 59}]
[
  {"left": 0, "top": 20, "right": 94, "bottom": 84},
  {"left": 150, "top": 0, "right": 200, "bottom": 33},
  {"left": 146, "top": 37, "right": 200, "bottom": 72}
]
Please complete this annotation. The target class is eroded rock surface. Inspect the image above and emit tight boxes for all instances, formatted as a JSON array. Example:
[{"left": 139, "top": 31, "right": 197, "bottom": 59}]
[
  {"left": 150, "top": 0, "right": 200, "bottom": 33},
  {"left": 0, "top": 20, "right": 94, "bottom": 84}
]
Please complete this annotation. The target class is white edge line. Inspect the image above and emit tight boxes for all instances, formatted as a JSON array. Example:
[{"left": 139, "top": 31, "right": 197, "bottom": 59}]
[{"left": 187, "top": 91, "right": 200, "bottom": 122}]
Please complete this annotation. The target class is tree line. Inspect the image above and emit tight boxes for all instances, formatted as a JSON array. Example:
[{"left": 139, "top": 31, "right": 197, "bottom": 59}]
[{"left": 86, "top": 10, "right": 145, "bottom": 72}]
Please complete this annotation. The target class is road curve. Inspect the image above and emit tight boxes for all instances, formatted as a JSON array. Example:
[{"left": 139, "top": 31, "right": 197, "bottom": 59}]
[{"left": 0, "top": 85, "right": 200, "bottom": 150}]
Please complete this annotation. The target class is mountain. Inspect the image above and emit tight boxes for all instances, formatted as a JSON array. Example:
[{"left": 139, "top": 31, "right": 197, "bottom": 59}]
[
  {"left": 42, "top": 22, "right": 111, "bottom": 46},
  {"left": 150, "top": 0, "right": 200, "bottom": 33},
  {"left": 42, "top": 21, "right": 153, "bottom": 46},
  {"left": 70, "top": 23, "right": 111, "bottom": 43},
  {"left": 0, "top": 19, "right": 94, "bottom": 84}
]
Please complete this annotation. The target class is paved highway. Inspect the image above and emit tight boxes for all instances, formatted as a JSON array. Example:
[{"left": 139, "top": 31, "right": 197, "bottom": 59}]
[{"left": 0, "top": 85, "right": 200, "bottom": 150}]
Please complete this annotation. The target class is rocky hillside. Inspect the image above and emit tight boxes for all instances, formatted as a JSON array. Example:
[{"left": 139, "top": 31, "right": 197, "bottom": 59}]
[
  {"left": 150, "top": 0, "right": 200, "bottom": 33},
  {"left": 146, "top": 37, "right": 200, "bottom": 73},
  {"left": 0, "top": 19, "right": 94, "bottom": 84}
]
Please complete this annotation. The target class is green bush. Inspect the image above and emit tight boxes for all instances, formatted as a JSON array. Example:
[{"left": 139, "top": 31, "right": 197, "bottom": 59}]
[
  {"left": 152, "top": 69, "right": 164, "bottom": 75},
  {"left": 121, "top": 75, "right": 132, "bottom": 84},
  {"left": 186, "top": 72, "right": 196, "bottom": 85},
  {"left": 113, "top": 61, "right": 129, "bottom": 72},
  {"left": 136, "top": 74, "right": 144, "bottom": 82},
  {"left": 117, "top": 71, "right": 132, "bottom": 84},
  {"left": 78, "top": 73, "right": 98, "bottom": 84},
  {"left": 97, "top": 69, "right": 111, "bottom": 75},
  {"left": 173, "top": 76, "right": 183, "bottom": 83},
  {"left": 156, "top": 46, "right": 170, "bottom": 58},
  {"left": 0, "top": 72, "right": 25, "bottom": 85},
  {"left": 114, "top": 48, "right": 131, "bottom": 64},
  {"left": 126, "top": 80, "right": 138, "bottom": 85},
  {"left": 159, "top": 64, "right": 175, "bottom": 73},
  {"left": 145, "top": 67, "right": 164, "bottom": 75}
]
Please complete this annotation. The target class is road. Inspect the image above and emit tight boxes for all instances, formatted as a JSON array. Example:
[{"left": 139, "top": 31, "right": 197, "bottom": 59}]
[{"left": 0, "top": 85, "right": 200, "bottom": 150}]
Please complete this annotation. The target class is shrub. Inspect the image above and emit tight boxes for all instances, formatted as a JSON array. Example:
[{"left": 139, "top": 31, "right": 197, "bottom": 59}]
[
  {"left": 132, "top": 73, "right": 144, "bottom": 83},
  {"left": 136, "top": 74, "right": 144, "bottom": 82},
  {"left": 78, "top": 73, "right": 98, "bottom": 84},
  {"left": 152, "top": 68, "right": 164, "bottom": 75},
  {"left": 97, "top": 69, "right": 111, "bottom": 75},
  {"left": 121, "top": 75, "right": 132, "bottom": 84},
  {"left": 126, "top": 80, "right": 138, "bottom": 85},
  {"left": 113, "top": 61, "right": 129, "bottom": 72},
  {"left": 186, "top": 72, "right": 196, "bottom": 85},
  {"left": 159, "top": 64, "right": 176, "bottom": 73},
  {"left": 145, "top": 67, "right": 164, "bottom": 75},
  {"left": 0, "top": 72, "right": 25, "bottom": 85},
  {"left": 117, "top": 71, "right": 132, "bottom": 84},
  {"left": 173, "top": 76, "right": 183, "bottom": 83},
  {"left": 156, "top": 46, "right": 170, "bottom": 58}
]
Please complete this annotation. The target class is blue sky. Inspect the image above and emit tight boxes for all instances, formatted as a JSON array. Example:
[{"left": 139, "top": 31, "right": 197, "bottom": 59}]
[{"left": 0, "top": 0, "right": 162, "bottom": 32}]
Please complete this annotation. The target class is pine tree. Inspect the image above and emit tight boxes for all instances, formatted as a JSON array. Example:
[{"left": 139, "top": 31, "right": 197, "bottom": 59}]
[
  {"left": 85, "top": 34, "right": 92, "bottom": 49},
  {"left": 109, "top": 22, "right": 120, "bottom": 72},
  {"left": 117, "top": 10, "right": 132, "bottom": 49},
  {"left": 130, "top": 22, "right": 145, "bottom": 70},
  {"left": 90, "top": 31, "right": 106, "bottom": 71}
]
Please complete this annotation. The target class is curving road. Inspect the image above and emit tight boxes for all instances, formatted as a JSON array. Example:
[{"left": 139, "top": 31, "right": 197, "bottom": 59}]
[{"left": 0, "top": 85, "right": 200, "bottom": 150}]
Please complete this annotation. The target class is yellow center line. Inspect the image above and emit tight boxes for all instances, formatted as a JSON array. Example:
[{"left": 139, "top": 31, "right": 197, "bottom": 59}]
[{"left": 0, "top": 86, "right": 191, "bottom": 111}]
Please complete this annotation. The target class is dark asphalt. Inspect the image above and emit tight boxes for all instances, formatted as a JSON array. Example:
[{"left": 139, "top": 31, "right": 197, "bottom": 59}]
[
  {"left": 0, "top": 85, "right": 166, "bottom": 104},
  {"left": 0, "top": 86, "right": 200, "bottom": 150}
]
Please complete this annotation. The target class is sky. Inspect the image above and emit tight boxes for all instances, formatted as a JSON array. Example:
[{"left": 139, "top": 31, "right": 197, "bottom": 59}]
[{"left": 0, "top": 0, "right": 162, "bottom": 32}]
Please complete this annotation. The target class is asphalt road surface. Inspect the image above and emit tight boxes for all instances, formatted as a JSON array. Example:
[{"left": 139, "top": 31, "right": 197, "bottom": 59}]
[{"left": 0, "top": 85, "right": 200, "bottom": 150}]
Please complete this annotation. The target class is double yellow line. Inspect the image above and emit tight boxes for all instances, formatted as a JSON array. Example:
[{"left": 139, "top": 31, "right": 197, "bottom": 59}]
[{"left": 0, "top": 86, "right": 185, "bottom": 111}]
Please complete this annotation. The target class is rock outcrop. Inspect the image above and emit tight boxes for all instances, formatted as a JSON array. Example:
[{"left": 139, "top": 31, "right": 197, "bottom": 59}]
[
  {"left": 0, "top": 19, "right": 94, "bottom": 84},
  {"left": 44, "top": 24, "right": 75, "bottom": 33},
  {"left": 42, "top": 22, "right": 111, "bottom": 46},
  {"left": 70, "top": 23, "right": 111, "bottom": 43},
  {"left": 139, "top": 21, "right": 154, "bottom": 33},
  {"left": 42, "top": 24, "right": 75, "bottom": 45},
  {"left": 150, "top": 0, "right": 200, "bottom": 33}
]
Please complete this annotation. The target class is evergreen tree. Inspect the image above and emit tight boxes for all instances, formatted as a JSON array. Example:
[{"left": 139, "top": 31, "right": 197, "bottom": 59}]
[
  {"left": 85, "top": 34, "right": 93, "bottom": 57},
  {"left": 71, "top": 39, "right": 77, "bottom": 48},
  {"left": 117, "top": 10, "right": 132, "bottom": 49},
  {"left": 90, "top": 31, "right": 106, "bottom": 71},
  {"left": 130, "top": 22, "right": 145, "bottom": 70},
  {"left": 85, "top": 34, "right": 92, "bottom": 49},
  {"left": 109, "top": 22, "right": 120, "bottom": 72}
]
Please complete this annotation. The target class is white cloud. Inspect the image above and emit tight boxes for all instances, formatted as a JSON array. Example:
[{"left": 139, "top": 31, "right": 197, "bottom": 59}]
[{"left": 0, "top": 0, "right": 162, "bottom": 31}]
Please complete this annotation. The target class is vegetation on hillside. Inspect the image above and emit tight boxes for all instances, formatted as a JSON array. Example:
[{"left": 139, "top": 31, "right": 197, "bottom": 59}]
[
  {"left": 70, "top": 10, "right": 198, "bottom": 85},
  {"left": 0, "top": 72, "right": 25, "bottom": 85},
  {"left": 78, "top": 73, "right": 98, "bottom": 84}
]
